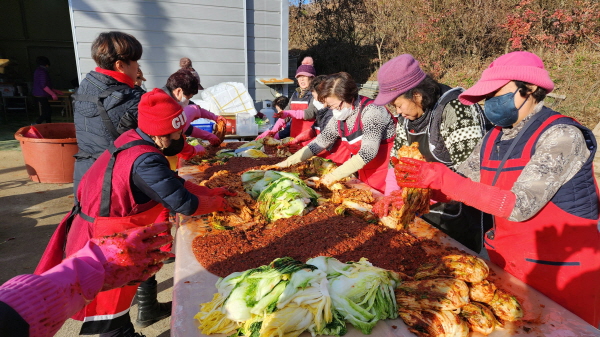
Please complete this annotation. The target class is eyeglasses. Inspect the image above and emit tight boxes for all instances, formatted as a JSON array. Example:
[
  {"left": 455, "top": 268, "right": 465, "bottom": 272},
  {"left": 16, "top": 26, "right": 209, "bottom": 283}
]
[{"left": 327, "top": 101, "right": 343, "bottom": 110}]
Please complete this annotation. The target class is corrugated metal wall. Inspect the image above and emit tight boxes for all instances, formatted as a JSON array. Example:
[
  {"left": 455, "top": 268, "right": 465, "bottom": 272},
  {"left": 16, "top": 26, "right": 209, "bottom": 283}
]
[{"left": 68, "top": 0, "right": 287, "bottom": 105}]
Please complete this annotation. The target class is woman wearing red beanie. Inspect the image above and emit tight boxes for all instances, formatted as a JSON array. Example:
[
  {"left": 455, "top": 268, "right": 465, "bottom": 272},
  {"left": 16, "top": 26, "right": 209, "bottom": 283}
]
[
  {"left": 36, "top": 88, "right": 234, "bottom": 337},
  {"left": 394, "top": 51, "right": 600, "bottom": 327}
]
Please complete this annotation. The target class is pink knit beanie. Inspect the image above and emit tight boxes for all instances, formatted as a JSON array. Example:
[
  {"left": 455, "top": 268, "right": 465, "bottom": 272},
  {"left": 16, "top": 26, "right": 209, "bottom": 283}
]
[
  {"left": 459, "top": 51, "right": 554, "bottom": 105},
  {"left": 374, "top": 54, "right": 427, "bottom": 106}
]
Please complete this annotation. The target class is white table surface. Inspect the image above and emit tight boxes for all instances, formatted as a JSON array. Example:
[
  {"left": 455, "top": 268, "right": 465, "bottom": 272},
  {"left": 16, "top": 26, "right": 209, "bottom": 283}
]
[{"left": 171, "top": 214, "right": 600, "bottom": 337}]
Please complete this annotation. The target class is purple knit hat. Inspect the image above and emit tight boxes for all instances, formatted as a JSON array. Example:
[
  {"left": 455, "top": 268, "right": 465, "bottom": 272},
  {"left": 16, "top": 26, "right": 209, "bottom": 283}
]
[
  {"left": 374, "top": 54, "right": 427, "bottom": 106},
  {"left": 295, "top": 64, "right": 316, "bottom": 78},
  {"left": 459, "top": 51, "right": 554, "bottom": 105}
]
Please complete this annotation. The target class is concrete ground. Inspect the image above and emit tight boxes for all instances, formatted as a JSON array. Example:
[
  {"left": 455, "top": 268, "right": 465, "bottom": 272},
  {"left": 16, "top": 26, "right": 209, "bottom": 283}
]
[{"left": 0, "top": 146, "right": 174, "bottom": 337}]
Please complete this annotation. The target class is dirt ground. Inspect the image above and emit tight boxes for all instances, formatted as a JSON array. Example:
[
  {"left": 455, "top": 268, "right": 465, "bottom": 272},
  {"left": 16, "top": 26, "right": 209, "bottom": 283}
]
[{"left": 0, "top": 146, "right": 174, "bottom": 337}]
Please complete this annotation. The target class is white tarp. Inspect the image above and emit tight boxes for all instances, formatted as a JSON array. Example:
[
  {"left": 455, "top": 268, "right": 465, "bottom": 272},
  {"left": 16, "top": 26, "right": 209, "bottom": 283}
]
[{"left": 199, "top": 82, "right": 257, "bottom": 116}]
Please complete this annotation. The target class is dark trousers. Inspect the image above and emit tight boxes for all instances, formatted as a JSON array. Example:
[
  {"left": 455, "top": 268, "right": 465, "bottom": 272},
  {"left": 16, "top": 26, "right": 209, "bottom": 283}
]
[{"left": 34, "top": 96, "right": 52, "bottom": 124}]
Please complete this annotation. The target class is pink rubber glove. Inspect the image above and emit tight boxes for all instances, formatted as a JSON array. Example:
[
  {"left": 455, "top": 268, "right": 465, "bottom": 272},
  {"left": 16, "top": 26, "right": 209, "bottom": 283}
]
[
  {"left": 0, "top": 224, "right": 172, "bottom": 337},
  {"left": 88, "top": 222, "right": 173, "bottom": 290},
  {"left": 274, "top": 110, "right": 304, "bottom": 119},
  {"left": 391, "top": 157, "right": 516, "bottom": 218},
  {"left": 183, "top": 105, "right": 219, "bottom": 131},
  {"left": 44, "top": 86, "right": 58, "bottom": 100},
  {"left": 384, "top": 167, "right": 400, "bottom": 196},
  {"left": 256, "top": 129, "right": 275, "bottom": 140},
  {"left": 190, "top": 126, "right": 221, "bottom": 146},
  {"left": 194, "top": 144, "right": 207, "bottom": 157},
  {"left": 53, "top": 89, "right": 64, "bottom": 95}
]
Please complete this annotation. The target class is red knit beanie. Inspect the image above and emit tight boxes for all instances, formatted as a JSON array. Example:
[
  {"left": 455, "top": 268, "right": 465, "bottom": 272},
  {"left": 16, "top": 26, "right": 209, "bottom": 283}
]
[{"left": 138, "top": 88, "right": 186, "bottom": 136}]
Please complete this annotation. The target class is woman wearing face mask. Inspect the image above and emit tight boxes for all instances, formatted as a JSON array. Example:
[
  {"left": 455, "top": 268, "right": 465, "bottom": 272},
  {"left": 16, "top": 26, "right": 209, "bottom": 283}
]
[
  {"left": 36, "top": 89, "right": 234, "bottom": 337},
  {"left": 257, "top": 63, "right": 316, "bottom": 140},
  {"left": 270, "top": 75, "right": 330, "bottom": 146},
  {"left": 275, "top": 72, "right": 396, "bottom": 192},
  {"left": 163, "top": 69, "right": 227, "bottom": 152},
  {"left": 393, "top": 51, "right": 600, "bottom": 327},
  {"left": 375, "top": 54, "right": 489, "bottom": 253}
]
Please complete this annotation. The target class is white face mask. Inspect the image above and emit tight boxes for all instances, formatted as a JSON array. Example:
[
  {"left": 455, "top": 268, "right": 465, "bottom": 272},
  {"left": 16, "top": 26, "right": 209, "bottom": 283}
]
[
  {"left": 332, "top": 106, "right": 353, "bottom": 120},
  {"left": 313, "top": 99, "right": 324, "bottom": 110},
  {"left": 178, "top": 95, "right": 190, "bottom": 108}
]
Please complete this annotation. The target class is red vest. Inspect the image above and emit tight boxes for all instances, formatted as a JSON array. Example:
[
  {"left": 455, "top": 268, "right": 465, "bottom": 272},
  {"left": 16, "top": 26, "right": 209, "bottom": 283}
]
[
  {"left": 68, "top": 130, "right": 165, "bottom": 322},
  {"left": 481, "top": 114, "right": 600, "bottom": 326}
]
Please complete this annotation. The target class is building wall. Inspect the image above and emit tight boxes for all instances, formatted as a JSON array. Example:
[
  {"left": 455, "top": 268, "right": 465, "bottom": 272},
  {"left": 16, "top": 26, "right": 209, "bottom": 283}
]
[
  {"left": 247, "top": 0, "right": 288, "bottom": 104},
  {"left": 69, "top": 0, "right": 287, "bottom": 107}
]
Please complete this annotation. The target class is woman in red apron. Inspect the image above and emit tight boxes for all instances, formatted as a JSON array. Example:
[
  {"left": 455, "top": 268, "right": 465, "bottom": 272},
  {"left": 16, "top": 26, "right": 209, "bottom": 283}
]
[
  {"left": 35, "top": 89, "right": 234, "bottom": 337},
  {"left": 373, "top": 54, "right": 490, "bottom": 253},
  {"left": 275, "top": 72, "right": 396, "bottom": 193},
  {"left": 393, "top": 51, "right": 600, "bottom": 327},
  {"left": 275, "top": 75, "right": 349, "bottom": 165}
]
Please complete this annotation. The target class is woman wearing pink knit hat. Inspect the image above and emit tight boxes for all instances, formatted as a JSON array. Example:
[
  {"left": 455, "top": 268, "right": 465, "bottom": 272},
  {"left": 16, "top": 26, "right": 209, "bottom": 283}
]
[
  {"left": 36, "top": 88, "right": 234, "bottom": 337},
  {"left": 394, "top": 51, "right": 600, "bottom": 327},
  {"left": 375, "top": 54, "right": 489, "bottom": 253}
]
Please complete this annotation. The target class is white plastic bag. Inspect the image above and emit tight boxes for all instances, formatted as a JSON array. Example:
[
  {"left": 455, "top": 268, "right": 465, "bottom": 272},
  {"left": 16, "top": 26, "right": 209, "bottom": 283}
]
[{"left": 200, "top": 82, "right": 257, "bottom": 116}]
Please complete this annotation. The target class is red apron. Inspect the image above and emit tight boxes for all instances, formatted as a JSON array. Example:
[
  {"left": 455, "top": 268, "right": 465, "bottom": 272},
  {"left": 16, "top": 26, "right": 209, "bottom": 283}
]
[
  {"left": 35, "top": 130, "right": 167, "bottom": 328},
  {"left": 481, "top": 114, "right": 600, "bottom": 326},
  {"left": 289, "top": 96, "right": 314, "bottom": 138},
  {"left": 337, "top": 97, "right": 394, "bottom": 193}
]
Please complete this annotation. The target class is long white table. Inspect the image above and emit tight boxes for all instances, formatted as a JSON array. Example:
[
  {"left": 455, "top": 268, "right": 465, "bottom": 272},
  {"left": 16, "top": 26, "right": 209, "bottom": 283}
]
[{"left": 171, "top": 214, "right": 600, "bottom": 337}]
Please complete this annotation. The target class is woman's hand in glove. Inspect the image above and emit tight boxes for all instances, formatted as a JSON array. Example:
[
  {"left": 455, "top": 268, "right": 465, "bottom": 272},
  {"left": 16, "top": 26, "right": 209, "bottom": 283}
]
[
  {"left": 319, "top": 174, "right": 337, "bottom": 188},
  {"left": 391, "top": 157, "right": 516, "bottom": 218},
  {"left": 391, "top": 157, "right": 445, "bottom": 189},
  {"left": 273, "top": 111, "right": 288, "bottom": 119},
  {"left": 216, "top": 115, "right": 228, "bottom": 124},
  {"left": 205, "top": 133, "right": 221, "bottom": 146},
  {"left": 90, "top": 223, "right": 173, "bottom": 290},
  {"left": 194, "top": 195, "right": 234, "bottom": 215},
  {"left": 209, "top": 187, "right": 237, "bottom": 197},
  {"left": 194, "top": 144, "right": 207, "bottom": 157}
]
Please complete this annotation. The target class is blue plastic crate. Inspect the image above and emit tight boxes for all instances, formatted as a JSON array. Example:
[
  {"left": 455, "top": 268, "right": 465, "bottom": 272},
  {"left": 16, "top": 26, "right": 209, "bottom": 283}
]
[{"left": 190, "top": 119, "right": 215, "bottom": 133}]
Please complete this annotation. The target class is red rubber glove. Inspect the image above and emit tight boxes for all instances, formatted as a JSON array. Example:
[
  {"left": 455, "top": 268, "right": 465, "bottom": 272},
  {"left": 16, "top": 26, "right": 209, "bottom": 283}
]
[
  {"left": 193, "top": 195, "right": 234, "bottom": 215},
  {"left": 287, "top": 143, "right": 303, "bottom": 154},
  {"left": 177, "top": 142, "right": 196, "bottom": 161},
  {"left": 391, "top": 157, "right": 516, "bottom": 218},
  {"left": 89, "top": 223, "right": 173, "bottom": 290},
  {"left": 289, "top": 128, "right": 316, "bottom": 144},
  {"left": 184, "top": 180, "right": 212, "bottom": 196},
  {"left": 185, "top": 181, "right": 234, "bottom": 214},
  {"left": 184, "top": 180, "right": 236, "bottom": 197},
  {"left": 209, "top": 187, "right": 237, "bottom": 197}
]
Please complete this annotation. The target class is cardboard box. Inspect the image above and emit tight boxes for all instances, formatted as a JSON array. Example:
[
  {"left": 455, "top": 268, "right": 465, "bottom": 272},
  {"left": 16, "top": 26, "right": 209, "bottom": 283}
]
[{"left": 221, "top": 113, "right": 236, "bottom": 135}]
